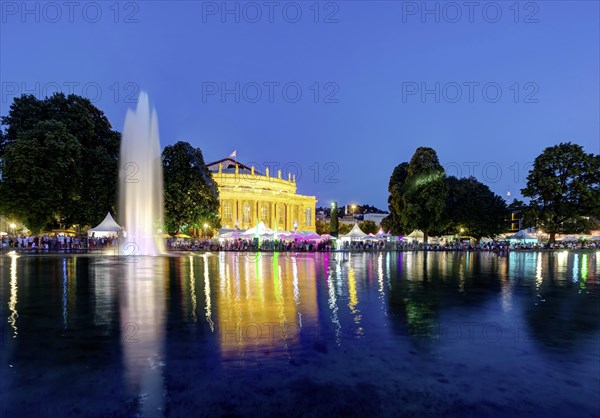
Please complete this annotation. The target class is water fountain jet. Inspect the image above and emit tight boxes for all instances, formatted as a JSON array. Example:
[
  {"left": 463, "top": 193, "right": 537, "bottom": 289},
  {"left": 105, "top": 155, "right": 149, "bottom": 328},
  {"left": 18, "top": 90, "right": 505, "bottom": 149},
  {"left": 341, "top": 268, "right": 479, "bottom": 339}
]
[{"left": 118, "top": 92, "right": 164, "bottom": 256}]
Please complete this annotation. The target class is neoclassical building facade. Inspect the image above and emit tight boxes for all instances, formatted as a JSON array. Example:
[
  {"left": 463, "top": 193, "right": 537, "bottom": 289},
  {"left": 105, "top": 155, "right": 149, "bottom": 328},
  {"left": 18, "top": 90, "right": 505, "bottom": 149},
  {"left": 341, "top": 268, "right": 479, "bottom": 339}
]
[{"left": 207, "top": 158, "right": 317, "bottom": 231}]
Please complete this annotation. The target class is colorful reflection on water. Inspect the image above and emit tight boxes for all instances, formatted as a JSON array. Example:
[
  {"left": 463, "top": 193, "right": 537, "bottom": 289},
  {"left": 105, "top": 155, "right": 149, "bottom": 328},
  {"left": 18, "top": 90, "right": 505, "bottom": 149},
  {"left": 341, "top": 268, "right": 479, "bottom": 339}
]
[{"left": 0, "top": 251, "right": 598, "bottom": 417}]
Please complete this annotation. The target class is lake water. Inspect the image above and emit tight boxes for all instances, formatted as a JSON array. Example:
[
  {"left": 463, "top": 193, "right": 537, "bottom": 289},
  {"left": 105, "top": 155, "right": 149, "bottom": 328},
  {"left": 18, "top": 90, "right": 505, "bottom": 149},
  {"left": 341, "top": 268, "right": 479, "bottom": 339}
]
[{"left": 0, "top": 251, "right": 598, "bottom": 417}]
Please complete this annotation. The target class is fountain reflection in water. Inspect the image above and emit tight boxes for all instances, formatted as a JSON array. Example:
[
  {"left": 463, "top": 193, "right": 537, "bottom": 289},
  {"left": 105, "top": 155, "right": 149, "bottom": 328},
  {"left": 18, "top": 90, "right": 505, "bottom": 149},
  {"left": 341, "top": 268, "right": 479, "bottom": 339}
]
[
  {"left": 120, "top": 258, "right": 166, "bottom": 417},
  {"left": 118, "top": 92, "right": 164, "bottom": 256}
]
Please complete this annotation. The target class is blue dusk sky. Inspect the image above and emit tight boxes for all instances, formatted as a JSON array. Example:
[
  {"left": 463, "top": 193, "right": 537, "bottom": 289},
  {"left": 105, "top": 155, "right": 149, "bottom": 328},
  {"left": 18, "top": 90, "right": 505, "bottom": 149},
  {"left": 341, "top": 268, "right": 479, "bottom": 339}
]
[{"left": 1, "top": 1, "right": 598, "bottom": 209}]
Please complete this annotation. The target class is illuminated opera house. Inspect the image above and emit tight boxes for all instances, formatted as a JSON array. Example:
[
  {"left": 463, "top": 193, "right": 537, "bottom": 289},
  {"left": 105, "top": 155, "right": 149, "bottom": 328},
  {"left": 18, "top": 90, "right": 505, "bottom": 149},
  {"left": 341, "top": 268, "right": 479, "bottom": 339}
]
[{"left": 207, "top": 157, "right": 317, "bottom": 232}]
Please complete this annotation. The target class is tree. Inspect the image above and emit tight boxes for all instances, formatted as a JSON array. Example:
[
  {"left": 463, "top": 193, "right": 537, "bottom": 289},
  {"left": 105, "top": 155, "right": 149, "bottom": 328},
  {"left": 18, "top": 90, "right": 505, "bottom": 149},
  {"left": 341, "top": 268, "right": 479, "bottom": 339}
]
[
  {"left": 522, "top": 142, "right": 599, "bottom": 243},
  {"left": 358, "top": 220, "right": 378, "bottom": 235},
  {"left": 443, "top": 176, "right": 509, "bottom": 240},
  {"left": 330, "top": 201, "right": 339, "bottom": 237},
  {"left": 400, "top": 147, "right": 448, "bottom": 244},
  {"left": 162, "top": 141, "right": 220, "bottom": 234},
  {"left": 0, "top": 93, "right": 120, "bottom": 231},
  {"left": 382, "top": 162, "right": 409, "bottom": 235},
  {"left": 338, "top": 222, "right": 352, "bottom": 235},
  {"left": 316, "top": 219, "right": 330, "bottom": 235}
]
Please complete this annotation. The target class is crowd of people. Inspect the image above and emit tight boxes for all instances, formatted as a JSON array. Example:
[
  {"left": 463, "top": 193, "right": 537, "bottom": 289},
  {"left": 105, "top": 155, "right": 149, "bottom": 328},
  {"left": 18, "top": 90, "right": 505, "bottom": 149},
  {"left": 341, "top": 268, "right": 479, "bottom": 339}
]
[
  {"left": 2, "top": 233, "right": 598, "bottom": 253},
  {"left": 1, "top": 234, "right": 119, "bottom": 250}
]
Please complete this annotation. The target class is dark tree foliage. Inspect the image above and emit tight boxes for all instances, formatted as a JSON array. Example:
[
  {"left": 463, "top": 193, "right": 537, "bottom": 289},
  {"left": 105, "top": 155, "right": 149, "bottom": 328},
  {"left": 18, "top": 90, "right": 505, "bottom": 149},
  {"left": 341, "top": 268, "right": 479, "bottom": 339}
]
[
  {"left": 315, "top": 219, "right": 330, "bottom": 235},
  {"left": 382, "top": 162, "right": 409, "bottom": 235},
  {"left": 357, "top": 204, "right": 386, "bottom": 214},
  {"left": 338, "top": 222, "right": 352, "bottom": 235},
  {"left": 162, "top": 141, "right": 220, "bottom": 234},
  {"left": 0, "top": 94, "right": 120, "bottom": 232},
  {"left": 400, "top": 147, "right": 448, "bottom": 243},
  {"left": 441, "top": 176, "right": 509, "bottom": 240},
  {"left": 522, "top": 142, "right": 599, "bottom": 243},
  {"left": 330, "top": 202, "right": 339, "bottom": 237},
  {"left": 358, "top": 220, "right": 378, "bottom": 235}
]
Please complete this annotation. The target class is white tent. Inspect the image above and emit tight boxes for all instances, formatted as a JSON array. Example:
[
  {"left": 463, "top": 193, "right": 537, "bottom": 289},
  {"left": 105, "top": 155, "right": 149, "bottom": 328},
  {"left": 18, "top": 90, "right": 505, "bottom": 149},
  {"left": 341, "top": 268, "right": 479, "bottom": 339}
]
[
  {"left": 560, "top": 236, "right": 579, "bottom": 242},
  {"left": 219, "top": 230, "right": 244, "bottom": 240},
  {"left": 508, "top": 230, "right": 538, "bottom": 243},
  {"left": 242, "top": 221, "right": 273, "bottom": 236},
  {"left": 407, "top": 230, "right": 425, "bottom": 241},
  {"left": 406, "top": 230, "right": 441, "bottom": 244},
  {"left": 375, "top": 227, "right": 391, "bottom": 238},
  {"left": 341, "top": 223, "right": 368, "bottom": 240},
  {"left": 88, "top": 212, "right": 121, "bottom": 237}
]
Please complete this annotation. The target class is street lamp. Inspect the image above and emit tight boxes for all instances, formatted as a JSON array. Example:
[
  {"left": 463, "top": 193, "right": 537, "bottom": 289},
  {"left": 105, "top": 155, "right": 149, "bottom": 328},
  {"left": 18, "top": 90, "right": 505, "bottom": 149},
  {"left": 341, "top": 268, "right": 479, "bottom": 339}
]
[
  {"left": 351, "top": 204, "right": 358, "bottom": 223},
  {"left": 9, "top": 223, "right": 16, "bottom": 236}
]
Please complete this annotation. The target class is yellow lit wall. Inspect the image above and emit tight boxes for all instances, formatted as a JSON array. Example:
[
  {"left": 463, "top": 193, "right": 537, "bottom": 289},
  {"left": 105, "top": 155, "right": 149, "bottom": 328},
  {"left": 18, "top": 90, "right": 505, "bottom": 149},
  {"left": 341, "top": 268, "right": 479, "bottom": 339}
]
[{"left": 211, "top": 162, "right": 317, "bottom": 231}]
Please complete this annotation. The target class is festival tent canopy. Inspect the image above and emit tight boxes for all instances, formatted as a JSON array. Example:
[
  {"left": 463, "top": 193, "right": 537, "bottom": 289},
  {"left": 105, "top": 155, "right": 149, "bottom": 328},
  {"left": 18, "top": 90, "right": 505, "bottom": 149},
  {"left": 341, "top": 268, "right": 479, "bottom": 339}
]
[
  {"left": 88, "top": 212, "right": 121, "bottom": 237},
  {"left": 509, "top": 230, "right": 537, "bottom": 240},
  {"left": 405, "top": 230, "right": 443, "bottom": 244},
  {"left": 319, "top": 234, "right": 336, "bottom": 240},
  {"left": 341, "top": 223, "right": 368, "bottom": 239},
  {"left": 302, "top": 232, "right": 322, "bottom": 240},
  {"left": 560, "top": 235, "right": 580, "bottom": 242},
  {"left": 375, "top": 227, "right": 391, "bottom": 237},
  {"left": 242, "top": 221, "right": 273, "bottom": 236},
  {"left": 507, "top": 230, "right": 538, "bottom": 242},
  {"left": 219, "top": 230, "right": 244, "bottom": 239},
  {"left": 406, "top": 230, "right": 425, "bottom": 240}
]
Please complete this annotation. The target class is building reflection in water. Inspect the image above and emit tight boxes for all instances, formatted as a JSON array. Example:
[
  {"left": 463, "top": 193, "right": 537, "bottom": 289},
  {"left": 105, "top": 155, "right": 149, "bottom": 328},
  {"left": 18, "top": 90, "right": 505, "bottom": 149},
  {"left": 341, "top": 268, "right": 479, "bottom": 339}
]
[
  {"left": 328, "top": 254, "right": 342, "bottom": 345},
  {"left": 61, "top": 257, "right": 77, "bottom": 329},
  {"left": 204, "top": 254, "right": 214, "bottom": 330},
  {"left": 8, "top": 251, "right": 19, "bottom": 338},
  {"left": 214, "top": 252, "right": 319, "bottom": 360},
  {"left": 119, "top": 257, "right": 167, "bottom": 417},
  {"left": 499, "top": 254, "right": 512, "bottom": 313}
]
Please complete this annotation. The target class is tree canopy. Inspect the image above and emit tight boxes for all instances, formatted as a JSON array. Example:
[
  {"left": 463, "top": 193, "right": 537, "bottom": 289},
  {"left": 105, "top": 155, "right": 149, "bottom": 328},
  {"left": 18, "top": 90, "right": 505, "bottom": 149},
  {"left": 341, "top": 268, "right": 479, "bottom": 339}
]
[
  {"left": 0, "top": 93, "right": 120, "bottom": 232},
  {"left": 162, "top": 141, "right": 220, "bottom": 234},
  {"left": 400, "top": 147, "right": 448, "bottom": 243},
  {"left": 358, "top": 220, "right": 378, "bottom": 235},
  {"left": 330, "top": 201, "right": 339, "bottom": 237},
  {"left": 384, "top": 149, "right": 510, "bottom": 241},
  {"left": 382, "top": 162, "right": 408, "bottom": 235},
  {"left": 521, "top": 142, "right": 599, "bottom": 242},
  {"left": 442, "top": 176, "right": 509, "bottom": 240}
]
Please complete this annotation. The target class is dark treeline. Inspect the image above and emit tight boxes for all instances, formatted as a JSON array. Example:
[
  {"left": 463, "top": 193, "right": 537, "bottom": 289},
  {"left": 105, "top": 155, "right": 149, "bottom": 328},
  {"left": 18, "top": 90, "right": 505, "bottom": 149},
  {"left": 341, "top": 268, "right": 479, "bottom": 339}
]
[{"left": 382, "top": 144, "right": 599, "bottom": 244}]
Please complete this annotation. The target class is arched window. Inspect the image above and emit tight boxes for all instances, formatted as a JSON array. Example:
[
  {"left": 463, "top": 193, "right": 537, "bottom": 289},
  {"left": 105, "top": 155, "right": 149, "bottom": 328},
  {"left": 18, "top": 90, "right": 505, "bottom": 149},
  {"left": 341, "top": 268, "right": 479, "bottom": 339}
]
[
  {"left": 261, "top": 203, "right": 268, "bottom": 222},
  {"left": 242, "top": 202, "right": 251, "bottom": 222},
  {"left": 305, "top": 208, "right": 312, "bottom": 227},
  {"left": 224, "top": 201, "right": 232, "bottom": 222},
  {"left": 278, "top": 205, "right": 284, "bottom": 226}
]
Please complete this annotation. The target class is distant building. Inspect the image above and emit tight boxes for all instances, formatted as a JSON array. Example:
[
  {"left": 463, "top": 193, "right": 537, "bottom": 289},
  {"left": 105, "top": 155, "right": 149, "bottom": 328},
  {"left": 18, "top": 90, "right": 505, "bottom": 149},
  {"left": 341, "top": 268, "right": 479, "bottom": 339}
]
[
  {"left": 339, "top": 215, "right": 356, "bottom": 225},
  {"left": 207, "top": 157, "right": 317, "bottom": 231},
  {"left": 363, "top": 213, "right": 388, "bottom": 226},
  {"left": 509, "top": 210, "right": 522, "bottom": 232}
]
